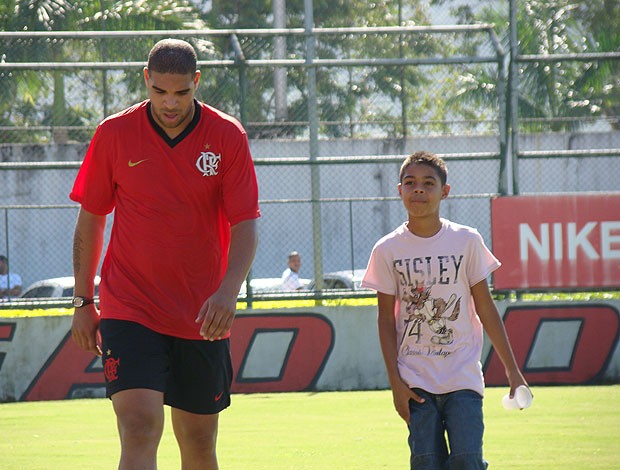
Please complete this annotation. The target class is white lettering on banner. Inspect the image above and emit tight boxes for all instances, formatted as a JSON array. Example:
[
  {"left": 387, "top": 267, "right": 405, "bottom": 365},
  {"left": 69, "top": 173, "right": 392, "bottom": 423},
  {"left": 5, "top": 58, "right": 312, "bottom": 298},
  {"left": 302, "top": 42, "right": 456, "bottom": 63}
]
[
  {"left": 520, "top": 223, "right": 550, "bottom": 260},
  {"left": 602, "top": 222, "right": 620, "bottom": 259},
  {"left": 519, "top": 221, "right": 620, "bottom": 261},
  {"left": 553, "top": 223, "right": 563, "bottom": 260},
  {"left": 567, "top": 222, "right": 598, "bottom": 260}
]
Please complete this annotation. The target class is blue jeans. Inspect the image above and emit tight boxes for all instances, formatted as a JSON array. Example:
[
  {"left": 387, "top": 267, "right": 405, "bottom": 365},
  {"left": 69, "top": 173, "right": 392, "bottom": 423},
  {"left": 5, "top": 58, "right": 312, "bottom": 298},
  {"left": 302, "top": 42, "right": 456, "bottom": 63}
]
[{"left": 408, "top": 389, "right": 488, "bottom": 470}]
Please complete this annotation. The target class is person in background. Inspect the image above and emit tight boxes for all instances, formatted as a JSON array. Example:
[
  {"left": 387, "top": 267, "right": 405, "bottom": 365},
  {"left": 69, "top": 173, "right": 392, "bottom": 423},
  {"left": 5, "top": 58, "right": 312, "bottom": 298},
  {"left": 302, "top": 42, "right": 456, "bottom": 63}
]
[
  {"left": 362, "top": 151, "right": 529, "bottom": 469},
  {"left": 0, "top": 255, "right": 22, "bottom": 299},
  {"left": 69, "top": 38, "right": 260, "bottom": 469},
  {"left": 281, "top": 251, "right": 303, "bottom": 290}
]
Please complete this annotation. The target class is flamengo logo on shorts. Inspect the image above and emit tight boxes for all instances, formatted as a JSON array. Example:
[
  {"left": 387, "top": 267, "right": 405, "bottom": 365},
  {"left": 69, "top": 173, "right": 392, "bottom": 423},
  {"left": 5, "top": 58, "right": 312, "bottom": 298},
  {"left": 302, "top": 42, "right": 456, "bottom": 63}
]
[
  {"left": 196, "top": 151, "right": 221, "bottom": 176},
  {"left": 104, "top": 357, "right": 120, "bottom": 382}
]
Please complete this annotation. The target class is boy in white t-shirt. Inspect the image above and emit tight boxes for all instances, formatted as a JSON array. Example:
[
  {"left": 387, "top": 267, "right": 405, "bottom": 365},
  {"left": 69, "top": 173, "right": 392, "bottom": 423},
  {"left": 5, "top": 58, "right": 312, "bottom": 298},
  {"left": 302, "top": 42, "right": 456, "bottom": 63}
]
[{"left": 362, "top": 151, "right": 529, "bottom": 469}]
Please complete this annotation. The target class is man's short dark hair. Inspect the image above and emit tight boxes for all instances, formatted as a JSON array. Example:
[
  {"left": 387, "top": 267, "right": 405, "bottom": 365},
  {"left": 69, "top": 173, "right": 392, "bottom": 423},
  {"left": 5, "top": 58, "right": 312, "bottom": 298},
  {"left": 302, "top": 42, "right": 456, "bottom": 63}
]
[
  {"left": 399, "top": 151, "right": 448, "bottom": 185},
  {"left": 0, "top": 255, "right": 7, "bottom": 263},
  {"left": 147, "top": 39, "right": 197, "bottom": 75}
]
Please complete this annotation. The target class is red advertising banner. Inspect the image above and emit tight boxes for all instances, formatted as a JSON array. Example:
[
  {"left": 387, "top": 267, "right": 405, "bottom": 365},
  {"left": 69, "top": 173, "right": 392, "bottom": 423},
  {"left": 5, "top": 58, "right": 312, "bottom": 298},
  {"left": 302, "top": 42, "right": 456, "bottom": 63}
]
[{"left": 491, "top": 193, "right": 620, "bottom": 290}]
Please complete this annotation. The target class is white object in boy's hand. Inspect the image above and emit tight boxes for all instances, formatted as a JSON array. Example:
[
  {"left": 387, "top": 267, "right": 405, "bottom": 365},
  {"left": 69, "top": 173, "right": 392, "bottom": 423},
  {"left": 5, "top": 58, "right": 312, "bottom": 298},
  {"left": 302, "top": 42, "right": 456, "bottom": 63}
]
[{"left": 502, "top": 385, "right": 533, "bottom": 410}]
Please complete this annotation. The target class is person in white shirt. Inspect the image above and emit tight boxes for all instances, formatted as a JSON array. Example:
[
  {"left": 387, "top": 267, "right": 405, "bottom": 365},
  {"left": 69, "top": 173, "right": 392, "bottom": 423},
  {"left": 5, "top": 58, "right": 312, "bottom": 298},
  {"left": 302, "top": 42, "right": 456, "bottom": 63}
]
[
  {"left": 362, "top": 151, "right": 529, "bottom": 469},
  {"left": 281, "top": 251, "right": 303, "bottom": 291},
  {"left": 0, "top": 255, "right": 22, "bottom": 299}
]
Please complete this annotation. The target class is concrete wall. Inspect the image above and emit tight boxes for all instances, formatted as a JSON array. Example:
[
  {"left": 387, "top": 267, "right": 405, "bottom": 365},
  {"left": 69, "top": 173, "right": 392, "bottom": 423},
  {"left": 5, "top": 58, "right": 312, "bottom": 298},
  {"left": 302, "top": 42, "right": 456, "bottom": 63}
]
[{"left": 1, "top": 300, "right": 618, "bottom": 402}]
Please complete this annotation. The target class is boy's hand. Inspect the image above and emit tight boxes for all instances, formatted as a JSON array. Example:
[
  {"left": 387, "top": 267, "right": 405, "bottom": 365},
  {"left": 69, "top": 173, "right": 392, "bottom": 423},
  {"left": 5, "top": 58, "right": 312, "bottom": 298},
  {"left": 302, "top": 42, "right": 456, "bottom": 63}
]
[
  {"left": 507, "top": 368, "right": 530, "bottom": 400},
  {"left": 391, "top": 379, "right": 425, "bottom": 424}
]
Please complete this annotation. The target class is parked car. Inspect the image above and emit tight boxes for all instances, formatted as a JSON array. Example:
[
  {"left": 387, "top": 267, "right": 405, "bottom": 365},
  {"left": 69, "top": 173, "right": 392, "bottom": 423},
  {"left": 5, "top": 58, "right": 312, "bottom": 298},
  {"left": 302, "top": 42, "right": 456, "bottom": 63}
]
[
  {"left": 307, "top": 269, "right": 369, "bottom": 291},
  {"left": 20, "top": 275, "right": 307, "bottom": 300},
  {"left": 20, "top": 276, "right": 101, "bottom": 299}
]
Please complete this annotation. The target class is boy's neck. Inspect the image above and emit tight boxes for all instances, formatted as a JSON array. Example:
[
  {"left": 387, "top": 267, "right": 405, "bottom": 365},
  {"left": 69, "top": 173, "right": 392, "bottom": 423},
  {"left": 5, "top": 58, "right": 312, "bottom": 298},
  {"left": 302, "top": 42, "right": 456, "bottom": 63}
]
[{"left": 406, "top": 217, "right": 443, "bottom": 238}]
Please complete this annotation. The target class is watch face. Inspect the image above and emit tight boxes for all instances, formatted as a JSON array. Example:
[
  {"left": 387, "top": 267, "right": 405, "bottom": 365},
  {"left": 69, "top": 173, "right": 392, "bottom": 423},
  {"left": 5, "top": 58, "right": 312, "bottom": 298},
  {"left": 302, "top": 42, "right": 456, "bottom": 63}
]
[{"left": 73, "top": 297, "right": 84, "bottom": 307}]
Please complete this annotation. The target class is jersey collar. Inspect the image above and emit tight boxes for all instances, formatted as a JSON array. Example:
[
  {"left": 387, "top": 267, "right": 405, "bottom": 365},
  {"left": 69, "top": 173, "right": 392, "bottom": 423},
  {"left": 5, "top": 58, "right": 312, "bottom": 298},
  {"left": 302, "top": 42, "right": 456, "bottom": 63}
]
[{"left": 146, "top": 99, "right": 201, "bottom": 148}]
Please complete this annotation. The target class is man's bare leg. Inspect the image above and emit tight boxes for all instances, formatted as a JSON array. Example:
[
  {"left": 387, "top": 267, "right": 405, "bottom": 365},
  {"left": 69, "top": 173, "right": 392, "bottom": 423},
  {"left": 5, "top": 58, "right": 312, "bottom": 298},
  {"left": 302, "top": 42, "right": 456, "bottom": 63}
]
[
  {"left": 112, "top": 388, "right": 165, "bottom": 470},
  {"left": 171, "top": 407, "right": 220, "bottom": 470}
]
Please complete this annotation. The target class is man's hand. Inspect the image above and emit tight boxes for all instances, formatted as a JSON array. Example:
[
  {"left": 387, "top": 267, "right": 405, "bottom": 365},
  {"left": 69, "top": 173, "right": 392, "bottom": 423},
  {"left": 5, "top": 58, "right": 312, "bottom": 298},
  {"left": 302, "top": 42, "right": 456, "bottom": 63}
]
[
  {"left": 195, "top": 218, "right": 257, "bottom": 341},
  {"left": 196, "top": 289, "right": 237, "bottom": 341},
  {"left": 71, "top": 304, "right": 102, "bottom": 356},
  {"left": 392, "top": 379, "right": 425, "bottom": 424}
]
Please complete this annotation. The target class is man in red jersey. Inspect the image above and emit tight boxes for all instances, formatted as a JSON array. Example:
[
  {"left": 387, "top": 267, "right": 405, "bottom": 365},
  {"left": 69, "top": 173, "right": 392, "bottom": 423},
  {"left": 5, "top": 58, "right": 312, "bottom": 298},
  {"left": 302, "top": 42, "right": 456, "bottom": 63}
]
[{"left": 70, "top": 38, "right": 260, "bottom": 469}]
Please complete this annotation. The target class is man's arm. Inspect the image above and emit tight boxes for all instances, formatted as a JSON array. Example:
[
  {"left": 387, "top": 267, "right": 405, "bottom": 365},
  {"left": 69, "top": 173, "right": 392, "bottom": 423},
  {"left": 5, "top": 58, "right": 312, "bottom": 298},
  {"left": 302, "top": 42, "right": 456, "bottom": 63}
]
[
  {"left": 472, "top": 279, "right": 528, "bottom": 394},
  {"left": 71, "top": 207, "right": 106, "bottom": 356},
  {"left": 377, "top": 291, "right": 423, "bottom": 424},
  {"left": 197, "top": 218, "right": 258, "bottom": 340}
]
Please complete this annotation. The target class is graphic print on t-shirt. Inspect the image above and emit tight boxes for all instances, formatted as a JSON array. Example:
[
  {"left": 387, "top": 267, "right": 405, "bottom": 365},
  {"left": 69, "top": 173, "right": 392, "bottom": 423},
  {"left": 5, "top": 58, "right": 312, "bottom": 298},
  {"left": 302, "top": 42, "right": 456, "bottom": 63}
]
[
  {"left": 401, "top": 282, "right": 461, "bottom": 347},
  {"left": 394, "top": 255, "right": 463, "bottom": 351}
]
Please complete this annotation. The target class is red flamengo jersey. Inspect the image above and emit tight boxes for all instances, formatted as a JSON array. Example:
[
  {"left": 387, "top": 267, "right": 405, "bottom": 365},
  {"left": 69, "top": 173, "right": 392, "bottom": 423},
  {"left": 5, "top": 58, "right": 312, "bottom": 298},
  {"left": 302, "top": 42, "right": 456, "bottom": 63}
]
[{"left": 70, "top": 100, "right": 260, "bottom": 339}]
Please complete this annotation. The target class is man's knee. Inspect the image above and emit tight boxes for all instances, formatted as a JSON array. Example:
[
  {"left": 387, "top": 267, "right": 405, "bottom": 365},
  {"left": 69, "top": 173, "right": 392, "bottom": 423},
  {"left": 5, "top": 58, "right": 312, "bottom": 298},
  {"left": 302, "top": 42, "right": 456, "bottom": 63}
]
[
  {"left": 113, "top": 390, "right": 165, "bottom": 446},
  {"left": 118, "top": 410, "right": 164, "bottom": 442},
  {"left": 173, "top": 411, "right": 219, "bottom": 458},
  {"left": 184, "top": 428, "right": 218, "bottom": 455}
]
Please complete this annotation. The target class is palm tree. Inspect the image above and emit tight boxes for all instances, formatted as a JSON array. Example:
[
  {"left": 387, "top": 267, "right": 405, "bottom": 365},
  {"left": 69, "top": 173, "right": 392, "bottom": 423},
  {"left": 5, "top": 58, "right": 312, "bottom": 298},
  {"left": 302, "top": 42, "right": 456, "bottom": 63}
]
[
  {"left": 1, "top": 0, "right": 204, "bottom": 143},
  {"left": 0, "top": 1, "right": 75, "bottom": 142},
  {"left": 575, "top": 0, "right": 620, "bottom": 129},
  {"left": 447, "top": 0, "right": 620, "bottom": 132},
  {"left": 200, "top": 0, "right": 443, "bottom": 139}
]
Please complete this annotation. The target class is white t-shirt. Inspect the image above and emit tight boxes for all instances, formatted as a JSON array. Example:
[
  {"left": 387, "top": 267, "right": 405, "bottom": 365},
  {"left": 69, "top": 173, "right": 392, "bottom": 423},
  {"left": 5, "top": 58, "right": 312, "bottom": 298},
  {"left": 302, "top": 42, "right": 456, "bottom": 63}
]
[
  {"left": 281, "top": 268, "right": 302, "bottom": 291},
  {"left": 362, "top": 219, "right": 500, "bottom": 396},
  {"left": 0, "top": 272, "right": 23, "bottom": 297}
]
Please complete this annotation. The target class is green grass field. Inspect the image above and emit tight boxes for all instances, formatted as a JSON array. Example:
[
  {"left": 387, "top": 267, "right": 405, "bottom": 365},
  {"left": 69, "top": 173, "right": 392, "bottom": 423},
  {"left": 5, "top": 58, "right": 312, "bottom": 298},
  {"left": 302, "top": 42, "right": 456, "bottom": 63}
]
[{"left": 1, "top": 385, "right": 619, "bottom": 469}]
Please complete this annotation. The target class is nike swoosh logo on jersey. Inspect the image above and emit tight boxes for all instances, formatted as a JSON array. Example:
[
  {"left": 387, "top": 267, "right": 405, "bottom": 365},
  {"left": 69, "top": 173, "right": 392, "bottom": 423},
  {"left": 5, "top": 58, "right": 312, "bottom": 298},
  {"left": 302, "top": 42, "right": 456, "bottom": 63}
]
[
  {"left": 214, "top": 391, "right": 224, "bottom": 402},
  {"left": 128, "top": 159, "right": 148, "bottom": 167}
]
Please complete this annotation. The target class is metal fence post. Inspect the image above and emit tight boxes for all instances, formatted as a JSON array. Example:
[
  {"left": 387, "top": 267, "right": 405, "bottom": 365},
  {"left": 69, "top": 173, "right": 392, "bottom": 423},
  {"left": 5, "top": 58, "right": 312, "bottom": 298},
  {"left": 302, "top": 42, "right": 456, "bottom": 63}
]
[
  {"left": 304, "top": 0, "right": 324, "bottom": 293},
  {"left": 230, "top": 33, "right": 253, "bottom": 305},
  {"left": 489, "top": 27, "right": 509, "bottom": 196},
  {"left": 509, "top": 0, "right": 520, "bottom": 195}
]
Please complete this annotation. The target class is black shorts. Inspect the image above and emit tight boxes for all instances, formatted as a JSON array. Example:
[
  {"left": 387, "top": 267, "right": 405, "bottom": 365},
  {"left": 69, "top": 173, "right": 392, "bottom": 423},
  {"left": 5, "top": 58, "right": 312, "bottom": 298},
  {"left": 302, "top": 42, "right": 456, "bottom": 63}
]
[{"left": 99, "top": 319, "right": 232, "bottom": 415}]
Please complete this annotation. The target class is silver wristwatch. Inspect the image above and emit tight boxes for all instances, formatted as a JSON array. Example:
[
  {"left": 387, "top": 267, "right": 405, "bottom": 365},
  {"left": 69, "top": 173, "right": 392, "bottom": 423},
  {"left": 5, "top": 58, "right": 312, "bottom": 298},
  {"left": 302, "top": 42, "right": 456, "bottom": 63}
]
[{"left": 72, "top": 296, "right": 95, "bottom": 308}]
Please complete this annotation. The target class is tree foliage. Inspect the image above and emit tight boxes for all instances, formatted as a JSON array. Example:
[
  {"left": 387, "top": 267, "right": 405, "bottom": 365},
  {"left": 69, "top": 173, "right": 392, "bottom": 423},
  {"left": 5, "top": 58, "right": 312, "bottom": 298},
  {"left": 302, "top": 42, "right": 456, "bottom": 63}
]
[
  {"left": 445, "top": 0, "right": 620, "bottom": 131},
  {"left": 200, "top": 0, "right": 444, "bottom": 138},
  {"left": 0, "top": 0, "right": 202, "bottom": 142},
  {"left": 1, "top": 0, "right": 618, "bottom": 142}
]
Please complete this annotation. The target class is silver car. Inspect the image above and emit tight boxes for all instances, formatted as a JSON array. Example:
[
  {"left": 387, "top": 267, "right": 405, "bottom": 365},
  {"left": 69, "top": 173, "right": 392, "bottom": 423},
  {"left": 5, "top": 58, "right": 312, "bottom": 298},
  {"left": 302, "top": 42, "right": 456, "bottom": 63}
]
[
  {"left": 308, "top": 269, "right": 369, "bottom": 291},
  {"left": 21, "top": 276, "right": 101, "bottom": 299}
]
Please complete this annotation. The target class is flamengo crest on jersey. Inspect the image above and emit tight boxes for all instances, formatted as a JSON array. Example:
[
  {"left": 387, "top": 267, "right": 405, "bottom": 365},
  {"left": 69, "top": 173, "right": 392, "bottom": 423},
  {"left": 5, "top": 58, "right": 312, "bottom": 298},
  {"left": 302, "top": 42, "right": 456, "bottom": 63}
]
[{"left": 196, "top": 149, "right": 221, "bottom": 176}]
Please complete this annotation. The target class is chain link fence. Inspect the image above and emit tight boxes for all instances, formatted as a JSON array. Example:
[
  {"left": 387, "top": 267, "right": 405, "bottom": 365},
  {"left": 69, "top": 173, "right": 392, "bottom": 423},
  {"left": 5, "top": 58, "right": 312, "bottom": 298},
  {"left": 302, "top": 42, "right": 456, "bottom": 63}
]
[
  {"left": 0, "top": 25, "right": 618, "bottom": 305},
  {"left": 512, "top": 54, "right": 620, "bottom": 194}
]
